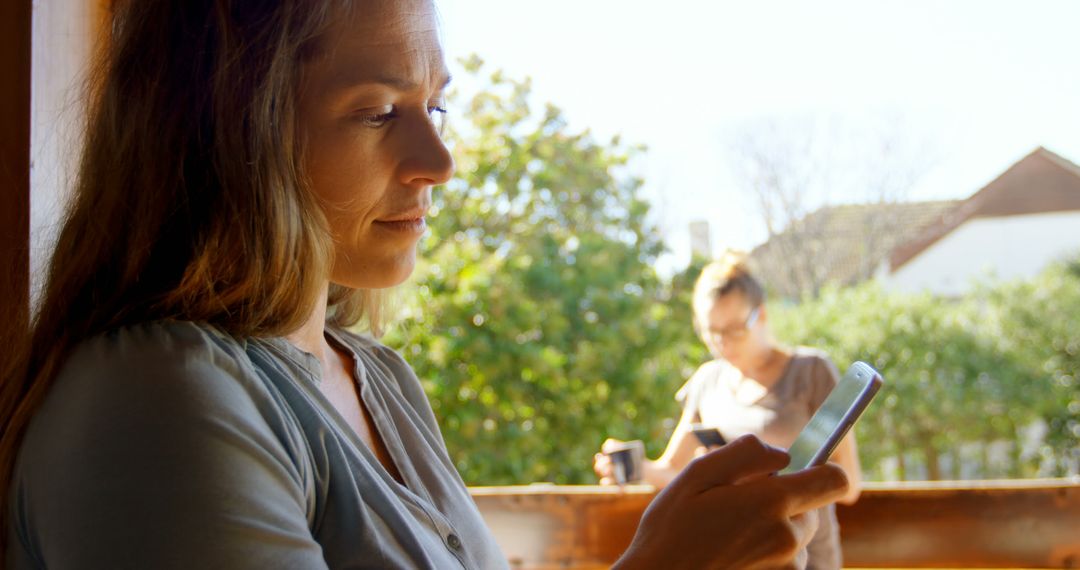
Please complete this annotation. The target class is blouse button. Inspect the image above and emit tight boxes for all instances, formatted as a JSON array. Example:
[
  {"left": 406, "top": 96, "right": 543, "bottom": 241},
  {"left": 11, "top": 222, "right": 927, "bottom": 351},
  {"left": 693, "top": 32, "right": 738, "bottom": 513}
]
[{"left": 447, "top": 533, "right": 462, "bottom": 550}]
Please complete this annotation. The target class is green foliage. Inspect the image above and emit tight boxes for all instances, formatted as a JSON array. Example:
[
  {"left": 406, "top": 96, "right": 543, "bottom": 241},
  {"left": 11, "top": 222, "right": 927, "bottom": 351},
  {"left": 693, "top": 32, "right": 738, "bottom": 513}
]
[
  {"left": 382, "top": 56, "right": 1078, "bottom": 484},
  {"left": 975, "top": 260, "right": 1080, "bottom": 475},
  {"left": 384, "top": 58, "right": 705, "bottom": 484},
  {"left": 771, "top": 260, "right": 1080, "bottom": 480}
]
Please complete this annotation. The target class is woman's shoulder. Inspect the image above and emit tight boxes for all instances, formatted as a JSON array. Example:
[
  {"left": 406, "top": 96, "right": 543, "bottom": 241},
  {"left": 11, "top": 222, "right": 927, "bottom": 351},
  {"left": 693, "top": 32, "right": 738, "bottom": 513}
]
[
  {"left": 31, "top": 320, "right": 270, "bottom": 446},
  {"left": 675, "top": 359, "right": 730, "bottom": 404},
  {"left": 686, "top": 359, "right": 731, "bottom": 386},
  {"left": 12, "top": 321, "right": 324, "bottom": 567},
  {"left": 60, "top": 320, "right": 253, "bottom": 388},
  {"left": 17, "top": 319, "right": 305, "bottom": 490},
  {"left": 785, "top": 346, "right": 842, "bottom": 401},
  {"left": 789, "top": 345, "right": 832, "bottom": 364},
  {"left": 788, "top": 346, "right": 840, "bottom": 375},
  {"left": 77, "top": 319, "right": 244, "bottom": 357}
]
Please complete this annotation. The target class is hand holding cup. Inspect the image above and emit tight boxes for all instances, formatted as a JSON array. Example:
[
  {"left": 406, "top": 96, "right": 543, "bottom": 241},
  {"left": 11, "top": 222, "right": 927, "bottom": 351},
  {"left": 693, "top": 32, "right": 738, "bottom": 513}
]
[{"left": 595, "top": 439, "right": 646, "bottom": 485}]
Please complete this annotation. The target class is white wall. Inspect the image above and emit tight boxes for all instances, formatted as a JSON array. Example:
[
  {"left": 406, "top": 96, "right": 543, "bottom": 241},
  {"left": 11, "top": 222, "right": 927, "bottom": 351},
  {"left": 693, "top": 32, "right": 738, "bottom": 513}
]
[
  {"left": 883, "top": 210, "right": 1080, "bottom": 295},
  {"left": 30, "top": 0, "right": 94, "bottom": 305}
]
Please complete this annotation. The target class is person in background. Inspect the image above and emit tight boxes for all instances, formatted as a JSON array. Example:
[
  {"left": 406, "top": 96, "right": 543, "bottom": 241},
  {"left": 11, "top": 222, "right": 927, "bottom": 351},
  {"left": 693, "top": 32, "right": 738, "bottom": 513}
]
[{"left": 596, "top": 250, "right": 863, "bottom": 569}]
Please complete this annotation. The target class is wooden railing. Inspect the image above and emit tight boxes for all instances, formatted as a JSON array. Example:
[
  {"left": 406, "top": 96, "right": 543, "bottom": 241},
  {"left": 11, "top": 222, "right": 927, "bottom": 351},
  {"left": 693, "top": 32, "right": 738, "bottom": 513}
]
[{"left": 470, "top": 478, "right": 1080, "bottom": 569}]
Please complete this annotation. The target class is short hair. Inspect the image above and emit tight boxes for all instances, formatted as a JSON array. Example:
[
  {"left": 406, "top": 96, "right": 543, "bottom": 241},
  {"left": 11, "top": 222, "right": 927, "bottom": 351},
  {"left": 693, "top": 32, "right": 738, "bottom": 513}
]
[{"left": 692, "top": 250, "right": 766, "bottom": 310}]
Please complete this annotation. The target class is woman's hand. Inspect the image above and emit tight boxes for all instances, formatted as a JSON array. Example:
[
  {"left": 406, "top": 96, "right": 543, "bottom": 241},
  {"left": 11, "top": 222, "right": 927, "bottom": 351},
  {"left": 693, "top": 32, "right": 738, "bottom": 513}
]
[
  {"left": 593, "top": 441, "right": 616, "bottom": 485},
  {"left": 612, "top": 435, "right": 849, "bottom": 570}
]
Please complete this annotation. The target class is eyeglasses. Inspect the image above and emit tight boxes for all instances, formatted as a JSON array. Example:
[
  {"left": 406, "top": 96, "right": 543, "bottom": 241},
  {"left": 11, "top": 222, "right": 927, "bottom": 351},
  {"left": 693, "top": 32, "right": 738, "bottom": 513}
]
[{"left": 707, "top": 306, "right": 760, "bottom": 343}]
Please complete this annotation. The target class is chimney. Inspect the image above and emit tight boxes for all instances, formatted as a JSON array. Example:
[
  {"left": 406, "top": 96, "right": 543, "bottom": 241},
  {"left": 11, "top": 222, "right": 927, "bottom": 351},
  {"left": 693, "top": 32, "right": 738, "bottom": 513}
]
[{"left": 689, "top": 220, "right": 711, "bottom": 259}]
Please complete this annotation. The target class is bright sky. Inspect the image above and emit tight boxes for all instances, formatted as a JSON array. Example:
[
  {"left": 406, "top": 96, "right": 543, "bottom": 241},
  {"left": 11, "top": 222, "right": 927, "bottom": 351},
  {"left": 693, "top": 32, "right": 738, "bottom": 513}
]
[{"left": 437, "top": 0, "right": 1080, "bottom": 273}]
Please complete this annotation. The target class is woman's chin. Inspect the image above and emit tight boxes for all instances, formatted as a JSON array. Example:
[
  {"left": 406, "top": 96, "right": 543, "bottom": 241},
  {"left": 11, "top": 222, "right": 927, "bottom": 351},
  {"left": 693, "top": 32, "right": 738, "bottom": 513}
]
[{"left": 332, "top": 258, "right": 416, "bottom": 290}]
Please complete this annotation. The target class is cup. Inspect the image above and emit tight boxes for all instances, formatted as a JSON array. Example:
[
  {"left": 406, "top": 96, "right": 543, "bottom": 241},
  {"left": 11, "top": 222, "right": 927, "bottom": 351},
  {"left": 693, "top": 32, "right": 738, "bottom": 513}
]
[{"left": 606, "top": 439, "right": 645, "bottom": 484}]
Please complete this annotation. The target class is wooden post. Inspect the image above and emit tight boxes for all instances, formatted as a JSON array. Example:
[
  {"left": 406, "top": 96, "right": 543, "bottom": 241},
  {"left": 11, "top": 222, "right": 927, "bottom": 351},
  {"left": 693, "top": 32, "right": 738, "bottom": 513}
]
[{"left": 0, "top": 0, "right": 32, "bottom": 334}]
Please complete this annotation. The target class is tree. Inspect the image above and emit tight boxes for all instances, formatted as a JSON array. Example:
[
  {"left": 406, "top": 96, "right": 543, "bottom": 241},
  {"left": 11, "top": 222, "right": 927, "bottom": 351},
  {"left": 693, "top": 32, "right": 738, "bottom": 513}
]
[
  {"left": 728, "top": 114, "right": 939, "bottom": 299},
  {"left": 384, "top": 57, "right": 705, "bottom": 485}
]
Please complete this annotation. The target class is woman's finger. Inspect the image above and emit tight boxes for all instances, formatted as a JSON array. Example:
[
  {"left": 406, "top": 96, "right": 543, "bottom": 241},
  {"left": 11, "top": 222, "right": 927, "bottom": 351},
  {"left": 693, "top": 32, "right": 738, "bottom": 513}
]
[
  {"left": 685, "top": 435, "right": 789, "bottom": 490},
  {"left": 771, "top": 463, "right": 849, "bottom": 515}
]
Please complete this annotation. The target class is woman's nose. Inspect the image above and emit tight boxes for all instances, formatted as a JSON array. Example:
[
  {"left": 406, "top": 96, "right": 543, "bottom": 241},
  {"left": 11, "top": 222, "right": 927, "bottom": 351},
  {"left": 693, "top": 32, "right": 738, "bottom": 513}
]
[{"left": 398, "top": 115, "right": 455, "bottom": 187}]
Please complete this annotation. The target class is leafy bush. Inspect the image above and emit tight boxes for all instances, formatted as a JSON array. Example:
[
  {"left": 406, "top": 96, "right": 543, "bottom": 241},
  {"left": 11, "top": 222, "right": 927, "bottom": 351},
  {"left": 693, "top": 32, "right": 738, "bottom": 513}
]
[
  {"left": 771, "top": 283, "right": 1047, "bottom": 480},
  {"left": 973, "top": 259, "right": 1080, "bottom": 476}
]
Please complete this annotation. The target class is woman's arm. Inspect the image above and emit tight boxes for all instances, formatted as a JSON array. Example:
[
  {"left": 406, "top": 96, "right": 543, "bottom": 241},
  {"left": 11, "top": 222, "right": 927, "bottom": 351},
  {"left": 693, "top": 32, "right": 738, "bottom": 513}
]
[{"left": 10, "top": 328, "right": 328, "bottom": 569}]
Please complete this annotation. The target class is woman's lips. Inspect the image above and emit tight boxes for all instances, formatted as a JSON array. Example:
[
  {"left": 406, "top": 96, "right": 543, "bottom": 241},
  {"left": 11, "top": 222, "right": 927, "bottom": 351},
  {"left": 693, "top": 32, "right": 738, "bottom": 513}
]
[{"left": 373, "top": 217, "right": 427, "bottom": 233}]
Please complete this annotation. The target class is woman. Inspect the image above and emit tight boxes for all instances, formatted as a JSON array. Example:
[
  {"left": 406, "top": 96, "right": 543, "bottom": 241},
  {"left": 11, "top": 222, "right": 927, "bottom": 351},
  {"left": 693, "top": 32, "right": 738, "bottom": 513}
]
[
  {"left": 595, "top": 251, "right": 862, "bottom": 569},
  {"left": 0, "top": 1, "right": 847, "bottom": 568}
]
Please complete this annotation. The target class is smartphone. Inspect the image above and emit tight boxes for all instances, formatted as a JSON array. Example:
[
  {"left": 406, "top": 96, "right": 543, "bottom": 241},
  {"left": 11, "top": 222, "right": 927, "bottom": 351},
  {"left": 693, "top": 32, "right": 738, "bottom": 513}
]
[
  {"left": 779, "top": 361, "right": 883, "bottom": 475},
  {"left": 689, "top": 423, "right": 727, "bottom": 448}
]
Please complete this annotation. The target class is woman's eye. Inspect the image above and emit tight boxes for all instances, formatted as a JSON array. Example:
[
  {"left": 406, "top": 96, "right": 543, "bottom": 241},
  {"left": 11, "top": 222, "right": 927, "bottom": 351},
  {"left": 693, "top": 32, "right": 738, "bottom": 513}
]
[
  {"left": 428, "top": 105, "right": 448, "bottom": 135},
  {"left": 353, "top": 104, "right": 446, "bottom": 132},
  {"left": 357, "top": 106, "right": 397, "bottom": 128}
]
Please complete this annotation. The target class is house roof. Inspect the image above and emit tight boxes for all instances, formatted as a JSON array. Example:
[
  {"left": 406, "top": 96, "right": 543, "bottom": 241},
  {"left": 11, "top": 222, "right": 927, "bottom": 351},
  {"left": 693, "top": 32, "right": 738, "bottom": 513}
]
[
  {"left": 889, "top": 147, "right": 1080, "bottom": 272},
  {"left": 749, "top": 199, "right": 960, "bottom": 298}
]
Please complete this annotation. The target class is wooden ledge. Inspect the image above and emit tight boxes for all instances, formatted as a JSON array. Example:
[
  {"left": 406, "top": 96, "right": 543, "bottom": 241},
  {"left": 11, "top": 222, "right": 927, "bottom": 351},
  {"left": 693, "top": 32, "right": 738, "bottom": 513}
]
[{"left": 470, "top": 480, "right": 1080, "bottom": 568}]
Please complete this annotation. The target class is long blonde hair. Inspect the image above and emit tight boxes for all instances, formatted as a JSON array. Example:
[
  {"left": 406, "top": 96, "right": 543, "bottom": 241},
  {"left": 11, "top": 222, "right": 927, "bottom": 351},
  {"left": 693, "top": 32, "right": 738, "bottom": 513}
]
[{"left": 0, "top": 0, "right": 386, "bottom": 549}]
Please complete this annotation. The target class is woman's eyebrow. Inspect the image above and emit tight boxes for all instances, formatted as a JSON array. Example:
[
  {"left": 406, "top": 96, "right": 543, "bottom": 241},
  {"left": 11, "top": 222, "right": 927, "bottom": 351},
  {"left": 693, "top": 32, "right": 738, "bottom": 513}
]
[{"left": 333, "top": 71, "right": 452, "bottom": 92}]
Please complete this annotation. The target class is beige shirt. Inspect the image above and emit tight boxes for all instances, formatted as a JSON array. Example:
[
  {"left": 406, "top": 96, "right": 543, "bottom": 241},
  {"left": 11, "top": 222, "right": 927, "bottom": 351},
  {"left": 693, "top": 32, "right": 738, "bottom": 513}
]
[{"left": 677, "top": 347, "right": 843, "bottom": 570}]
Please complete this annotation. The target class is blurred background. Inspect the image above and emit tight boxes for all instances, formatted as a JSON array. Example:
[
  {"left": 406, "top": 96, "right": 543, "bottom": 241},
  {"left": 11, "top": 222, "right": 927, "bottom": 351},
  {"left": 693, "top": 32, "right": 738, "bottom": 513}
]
[{"left": 384, "top": 0, "right": 1080, "bottom": 485}]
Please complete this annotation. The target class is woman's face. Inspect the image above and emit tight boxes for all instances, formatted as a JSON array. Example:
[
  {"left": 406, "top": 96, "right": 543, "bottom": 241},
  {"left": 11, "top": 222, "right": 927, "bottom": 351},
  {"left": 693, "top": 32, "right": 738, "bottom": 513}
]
[
  {"left": 298, "top": 0, "right": 454, "bottom": 290},
  {"left": 695, "top": 292, "right": 768, "bottom": 367}
]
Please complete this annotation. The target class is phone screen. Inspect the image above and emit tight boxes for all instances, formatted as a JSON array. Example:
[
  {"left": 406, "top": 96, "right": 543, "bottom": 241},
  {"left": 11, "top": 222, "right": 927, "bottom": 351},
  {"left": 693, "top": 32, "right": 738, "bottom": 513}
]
[{"left": 780, "top": 361, "right": 882, "bottom": 475}]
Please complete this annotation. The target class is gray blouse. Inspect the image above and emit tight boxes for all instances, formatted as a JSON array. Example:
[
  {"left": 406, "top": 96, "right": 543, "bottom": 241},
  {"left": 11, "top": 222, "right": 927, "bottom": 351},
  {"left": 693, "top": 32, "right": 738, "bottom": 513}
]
[{"left": 7, "top": 321, "right": 508, "bottom": 569}]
